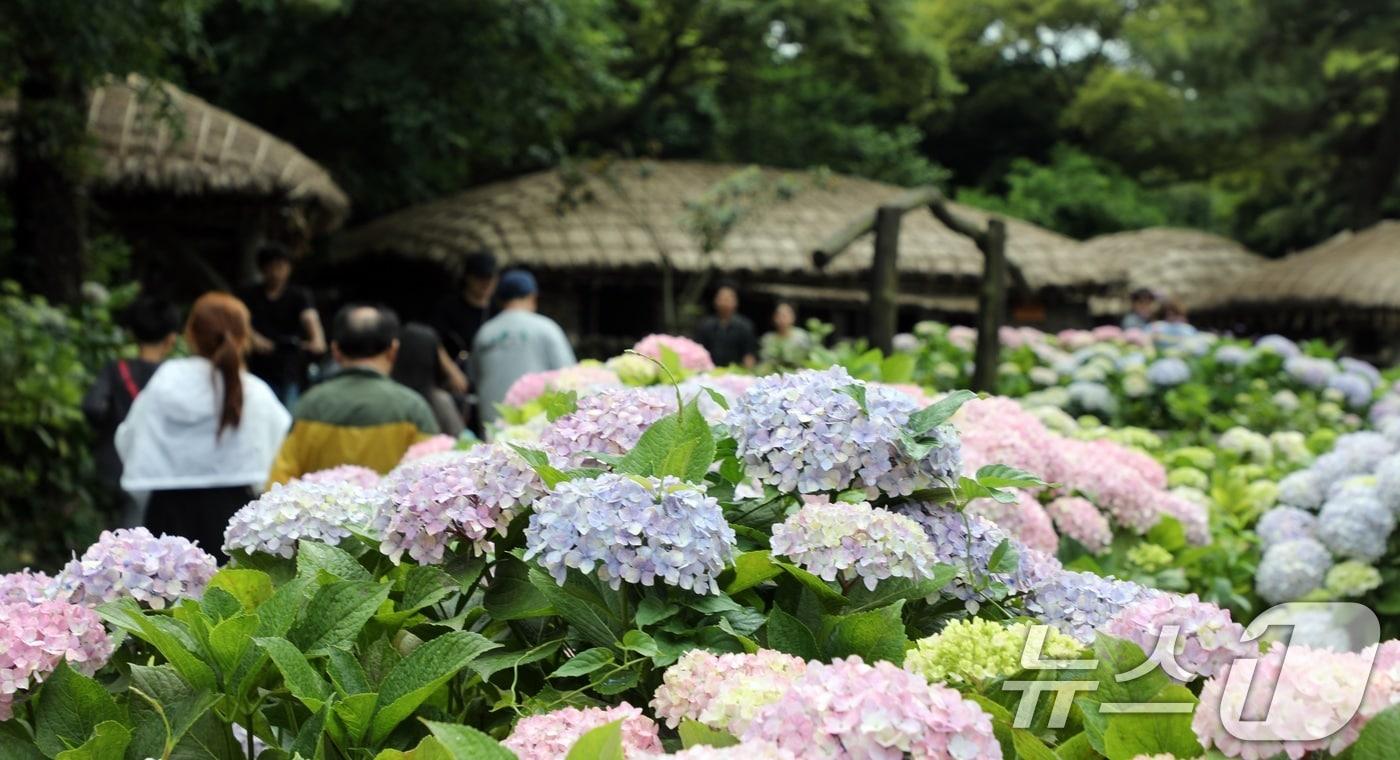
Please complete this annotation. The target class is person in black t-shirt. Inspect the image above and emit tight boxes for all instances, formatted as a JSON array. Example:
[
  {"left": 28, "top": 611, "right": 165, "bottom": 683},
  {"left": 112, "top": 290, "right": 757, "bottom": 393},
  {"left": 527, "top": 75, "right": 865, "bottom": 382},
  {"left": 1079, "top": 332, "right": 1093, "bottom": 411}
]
[
  {"left": 239, "top": 243, "right": 326, "bottom": 408},
  {"left": 432, "top": 249, "right": 499, "bottom": 362},
  {"left": 83, "top": 297, "right": 181, "bottom": 527},
  {"left": 694, "top": 282, "right": 758, "bottom": 368}
]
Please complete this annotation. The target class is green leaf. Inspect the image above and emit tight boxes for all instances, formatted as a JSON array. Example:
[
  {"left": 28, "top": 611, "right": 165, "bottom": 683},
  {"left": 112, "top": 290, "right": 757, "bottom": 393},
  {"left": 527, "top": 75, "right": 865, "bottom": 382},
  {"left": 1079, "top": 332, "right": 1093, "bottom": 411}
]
[
  {"left": 198, "top": 587, "right": 242, "bottom": 623},
  {"left": 1146, "top": 516, "right": 1187, "bottom": 552},
  {"left": 0, "top": 725, "right": 45, "bottom": 760},
  {"left": 328, "top": 648, "right": 373, "bottom": 696},
  {"left": 291, "top": 707, "right": 328, "bottom": 759},
  {"left": 549, "top": 648, "right": 615, "bottom": 678},
  {"left": 334, "top": 692, "right": 378, "bottom": 746},
  {"left": 528, "top": 569, "right": 624, "bottom": 647},
  {"left": 205, "top": 568, "right": 273, "bottom": 610},
  {"left": 255, "top": 637, "right": 333, "bottom": 711},
  {"left": 125, "top": 665, "right": 219, "bottom": 759},
  {"left": 724, "top": 551, "right": 782, "bottom": 595},
  {"left": 1011, "top": 728, "right": 1059, "bottom": 760},
  {"left": 988, "top": 540, "right": 1020, "bottom": 575},
  {"left": 635, "top": 596, "right": 680, "bottom": 626},
  {"left": 590, "top": 667, "right": 641, "bottom": 695},
  {"left": 207, "top": 613, "right": 259, "bottom": 679},
  {"left": 700, "top": 386, "right": 731, "bottom": 411},
  {"left": 1054, "top": 732, "right": 1097, "bottom": 760},
  {"left": 422, "top": 720, "right": 519, "bottom": 760},
  {"left": 774, "top": 561, "right": 847, "bottom": 609},
  {"left": 541, "top": 390, "right": 579, "bottom": 421},
  {"left": 484, "top": 555, "right": 554, "bottom": 620},
  {"left": 369, "top": 631, "right": 501, "bottom": 744},
  {"left": 975, "top": 463, "right": 1050, "bottom": 490},
  {"left": 843, "top": 567, "right": 956, "bottom": 612},
  {"left": 510, "top": 445, "right": 572, "bottom": 489},
  {"left": 297, "top": 540, "right": 373, "bottom": 582},
  {"left": 53, "top": 720, "right": 130, "bottom": 760},
  {"left": 824, "top": 600, "right": 908, "bottom": 663},
  {"left": 97, "top": 599, "right": 217, "bottom": 690},
  {"left": 765, "top": 607, "right": 821, "bottom": 660},
  {"left": 621, "top": 630, "right": 661, "bottom": 657},
  {"left": 401, "top": 565, "right": 460, "bottom": 613},
  {"left": 678, "top": 718, "right": 739, "bottom": 749},
  {"left": 1102, "top": 685, "right": 1202, "bottom": 760},
  {"left": 565, "top": 720, "right": 624, "bottom": 760},
  {"left": 33, "top": 662, "right": 124, "bottom": 758},
  {"left": 1349, "top": 703, "right": 1400, "bottom": 760},
  {"left": 470, "top": 640, "right": 564, "bottom": 680},
  {"left": 907, "top": 389, "right": 976, "bottom": 433},
  {"left": 288, "top": 580, "right": 391, "bottom": 654},
  {"left": 840, "top": 383, "right": 869, "bottom": 414},
  {"left": 615, "top": 400, "right": 715, "bottom": 482},
  {"left": 255, "top": 576, "right": 313, "bottom": 637},
  {"left": 1072, "top": 635, "right": 1172, "bottom": 753},
  {"left": 880, "top": 353, "right": 916, "bottom": 383}
]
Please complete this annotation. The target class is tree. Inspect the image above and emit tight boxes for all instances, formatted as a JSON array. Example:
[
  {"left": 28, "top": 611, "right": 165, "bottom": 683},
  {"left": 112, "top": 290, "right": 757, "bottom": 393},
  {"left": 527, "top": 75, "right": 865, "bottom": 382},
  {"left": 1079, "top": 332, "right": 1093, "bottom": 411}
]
[{"left": 0, "top": 0, "right": 207, "bottom": 304}]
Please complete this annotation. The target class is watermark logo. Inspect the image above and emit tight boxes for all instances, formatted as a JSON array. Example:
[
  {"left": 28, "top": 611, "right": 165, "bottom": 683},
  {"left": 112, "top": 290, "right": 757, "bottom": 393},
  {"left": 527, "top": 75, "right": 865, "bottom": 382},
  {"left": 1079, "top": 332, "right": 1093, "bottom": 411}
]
[{"left": 1004, "top": 602, "right": 1380, "bottom": 739}]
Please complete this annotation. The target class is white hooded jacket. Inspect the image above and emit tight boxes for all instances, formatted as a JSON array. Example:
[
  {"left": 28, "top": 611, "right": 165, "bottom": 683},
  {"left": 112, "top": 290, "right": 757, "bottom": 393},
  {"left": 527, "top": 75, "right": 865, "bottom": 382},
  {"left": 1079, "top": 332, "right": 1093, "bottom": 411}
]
[{"left": 117, "top": 357, "right": 291, "bottom": 491}]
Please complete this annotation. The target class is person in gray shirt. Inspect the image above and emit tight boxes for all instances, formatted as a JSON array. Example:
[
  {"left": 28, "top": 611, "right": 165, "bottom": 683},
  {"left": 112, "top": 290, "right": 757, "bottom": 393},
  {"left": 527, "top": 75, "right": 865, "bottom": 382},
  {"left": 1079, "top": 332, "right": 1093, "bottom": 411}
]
[{"left": 471, "top": 269, "right": 576, "bottom": 427}]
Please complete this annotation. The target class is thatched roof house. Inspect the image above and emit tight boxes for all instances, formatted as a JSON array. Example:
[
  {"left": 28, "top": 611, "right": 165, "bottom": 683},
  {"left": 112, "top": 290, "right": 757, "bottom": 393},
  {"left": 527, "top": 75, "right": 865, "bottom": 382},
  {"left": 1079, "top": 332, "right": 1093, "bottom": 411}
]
[
  {"left": 331, "top": 160, "right": 1110, "bottom": 349},
  {"left": 1194, "top": 221, "right": 1400, "bottom": 354},
  {"left": 1082, "top": 228, "right": 1267, "bottom": 316}
]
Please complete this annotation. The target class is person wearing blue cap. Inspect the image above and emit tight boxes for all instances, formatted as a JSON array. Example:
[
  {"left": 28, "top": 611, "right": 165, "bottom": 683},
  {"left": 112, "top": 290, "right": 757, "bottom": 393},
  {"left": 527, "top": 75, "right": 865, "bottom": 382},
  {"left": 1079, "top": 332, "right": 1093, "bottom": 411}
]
[{"left": 470, "top": 268, "right": 576, "bottom": 427}]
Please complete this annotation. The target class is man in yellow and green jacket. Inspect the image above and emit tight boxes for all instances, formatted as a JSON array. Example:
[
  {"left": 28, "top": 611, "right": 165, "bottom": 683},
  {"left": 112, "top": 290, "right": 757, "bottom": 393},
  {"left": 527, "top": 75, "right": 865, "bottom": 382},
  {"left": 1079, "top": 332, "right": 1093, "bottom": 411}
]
[{"left": 269, "top": 304, "right": 439, "bottom": 484}]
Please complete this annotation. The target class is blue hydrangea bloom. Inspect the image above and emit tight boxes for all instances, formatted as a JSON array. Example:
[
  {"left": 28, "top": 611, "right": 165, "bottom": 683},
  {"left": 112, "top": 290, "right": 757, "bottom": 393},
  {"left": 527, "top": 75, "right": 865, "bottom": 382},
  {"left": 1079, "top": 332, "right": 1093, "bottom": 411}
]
[
  {"left": 901, "top": 502, "right": 1041, "bottom": 600},
  {"left": 1213, "top": 345, "right": 1252, "bottom": 367},
  {"left": 1025, "top": 569, "right": 1158, "bottom": 644},
  {"left": 1255, "top": 334, "right": 1301, "bottom": 358},
  {"left": 1257, "top": 507, "right": 1319, "bottom": 551},
  {"left": 1327, "top": 373, "right": 1375, "bottom": 409},
  {"left": 726, "top": 367, "right": 962, "bottom": 497},
  {"left": 1256, "top": 538, "right": 1331, "bottom": 603},
  {"left": 1317, "top": 494, "right": 1394, "bottom": 562},
  {"left": 1340, "top": 357, "right": 1382, "bottom": 385},
  {"left": 1146, "top": 357, "right": 1191, "bottom": 387},
  {"left": 1276, "top": 470, "right": 1326, "bottom": 511},
  {"left": 524, "top": 473, "right": 736, "bottom": 594},
  {"left": 1068, "top": 381, "right": 1117, "bottom": 415},
  {"left": 1375, "top": 454, "right": 1400, "bottom": 513},
  {"left": 1284, "top": 356, "right": 1337, "bottom": 389}
]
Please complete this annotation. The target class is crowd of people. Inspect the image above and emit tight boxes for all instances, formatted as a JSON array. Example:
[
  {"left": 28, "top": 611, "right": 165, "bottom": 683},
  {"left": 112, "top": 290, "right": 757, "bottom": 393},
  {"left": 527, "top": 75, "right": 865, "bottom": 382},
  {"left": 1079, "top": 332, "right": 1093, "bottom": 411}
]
[
  {"left": 1120, "top": 287, "right": 1198, "bottom": 343},
  {"left": 78, "top": 244, "right": 846, "bottom": 554}
]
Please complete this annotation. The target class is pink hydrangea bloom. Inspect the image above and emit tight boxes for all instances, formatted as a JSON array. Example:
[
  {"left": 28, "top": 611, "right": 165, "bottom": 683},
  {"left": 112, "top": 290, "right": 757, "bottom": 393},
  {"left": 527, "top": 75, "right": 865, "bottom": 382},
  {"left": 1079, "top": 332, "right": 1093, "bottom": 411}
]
[
  {"left": 401, "top": 434, "right": 457, "bottom": 464},
  {"left": 298, "top": 464, "right": 382, "bottom": 489},
  {"left": 503, "top": 703, "right": 662, "bottom": 760},
  {"left": 946, "top": 326, "right": 977, "bottom": 350},
  {"left": 0, "top": 600, "right": 114, "bottom": 720},
  {"left": 540, "top": 387, "right": 677, "bottom": 467},
  {"left": 640, "top": 743, "right": 796, "bottom": 760},
  {"left": 1052, "top": 439, "right": 1165, "bottom": 534},
  {"left": 1154, "top": 490, "right": 1212, "bottom": 546},
  {"left": 651, "top": 649, "right": 809, "bottom": 735},
  {"left": 1103, "top": 593, "right": 1252, "bottom": 680},
  {"left": 742, "top": 656, "right": 1002, "bottom": 759},
  {"left": 955, "top": 397, "right": 1062, "bottom": 493},
  {"left": 1045, "top": 497, "right": 1112, "bottom": 554},
  {"left": 504, "top": 370, "right": 555, "bottom": 407},
  {"left": 633, "top": 334, "right": 715, "bottom": 372},
  {"left": 55, "top": 528, "right": 217, "bottom": 609},
  {"left": 1194, "top": 642, "right": 1372, "bottom": 759},
  {"left": 0, "top": 570, "right": 59, "bottom": 604},
  {"left": 967, "top": 490, "right": 1059, "bottom": 555},
  {"left": 502, "top": 365, "right": 622, "bottom": 407},
  {"left": 770, "top": 501, "right": 941, "bottom": 591}
]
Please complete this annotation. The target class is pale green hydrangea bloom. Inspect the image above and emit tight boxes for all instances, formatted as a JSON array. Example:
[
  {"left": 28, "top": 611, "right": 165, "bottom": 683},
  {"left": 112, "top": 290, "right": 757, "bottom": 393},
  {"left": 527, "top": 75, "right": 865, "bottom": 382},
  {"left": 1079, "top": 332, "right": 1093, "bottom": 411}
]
[
  {"left": 1126, "top": 543, "right": 1174, "bottom": 573},
  {"left": 1325, "top": 560, "right": 1382, "bottom": 598},
  {"left": 904, "top": 619, "right": 1083, "bottom": 686}
]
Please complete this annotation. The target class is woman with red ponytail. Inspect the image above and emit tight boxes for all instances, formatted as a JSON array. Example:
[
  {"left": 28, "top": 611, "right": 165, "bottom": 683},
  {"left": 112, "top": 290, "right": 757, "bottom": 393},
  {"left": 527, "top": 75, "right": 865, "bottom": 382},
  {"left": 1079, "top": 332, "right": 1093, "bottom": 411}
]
[{"left": 117, "top": 292, "right": 291, "bottom": 560}]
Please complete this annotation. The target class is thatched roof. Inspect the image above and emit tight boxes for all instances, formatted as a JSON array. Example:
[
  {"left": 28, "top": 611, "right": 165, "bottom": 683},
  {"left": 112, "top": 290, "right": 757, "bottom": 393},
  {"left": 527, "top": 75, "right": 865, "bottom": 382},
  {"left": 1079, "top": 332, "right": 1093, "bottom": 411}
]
[
  {"left": 1, "top": 75, "right": 349, "bottom": 233},
  {"left": 1194, "top": 221, "right": 1400, "bottom": 325},
  {"left": 332, "top": 160, "right": 1103, "bottom": 295},
  {"left": 1082, "top": 228, "right": 1267, "bottom": 315}
]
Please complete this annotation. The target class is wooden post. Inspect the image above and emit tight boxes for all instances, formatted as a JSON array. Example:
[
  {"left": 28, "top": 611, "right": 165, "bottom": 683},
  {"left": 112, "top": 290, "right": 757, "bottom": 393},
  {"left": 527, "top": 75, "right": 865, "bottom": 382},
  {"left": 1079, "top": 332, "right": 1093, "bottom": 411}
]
[
  {"left": 972, "top": 218, "right": 1007, "bottom": 393},
  {"left": 869, "top": 205, "right": 902, "bottom": 353}
]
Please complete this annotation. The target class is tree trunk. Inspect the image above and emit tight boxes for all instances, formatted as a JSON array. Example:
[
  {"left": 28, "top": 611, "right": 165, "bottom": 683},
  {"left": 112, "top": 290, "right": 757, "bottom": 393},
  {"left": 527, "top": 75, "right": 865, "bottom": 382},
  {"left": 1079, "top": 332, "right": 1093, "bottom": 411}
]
[
  {"left": 869, "top": 206, "right": 902, "bottom": 354},
  {"left": 10, "top": 60, "right": 89, "bottom": 304},
  {"left": 972, "top": 219, "right": 1008, "bottom": 393},
  {"left": 1352, "top": 65, "right": 1400, "bottom": 230}
]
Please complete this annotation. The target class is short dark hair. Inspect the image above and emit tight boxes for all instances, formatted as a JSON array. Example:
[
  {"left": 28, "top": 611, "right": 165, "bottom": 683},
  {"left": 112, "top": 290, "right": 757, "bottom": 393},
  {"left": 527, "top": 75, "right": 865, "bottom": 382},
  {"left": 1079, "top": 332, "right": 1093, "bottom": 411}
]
[
  {"left": 1129, "top": 288, "right": 1156, "bottom": 302},
  {"left": 333, "top": 304, "right": 400, "bottom": 359},
  {"left": 256, "top": 243, "right": 293, "bottom": 270},
  {"left": 125, "top": 298, "right": 181, "bottom": 344},
  {"left": 462, "top": 249, "right": 498, "bottom": 280},
  {"left": 713, "top": 280, "right": 740, "bottom": 298}
]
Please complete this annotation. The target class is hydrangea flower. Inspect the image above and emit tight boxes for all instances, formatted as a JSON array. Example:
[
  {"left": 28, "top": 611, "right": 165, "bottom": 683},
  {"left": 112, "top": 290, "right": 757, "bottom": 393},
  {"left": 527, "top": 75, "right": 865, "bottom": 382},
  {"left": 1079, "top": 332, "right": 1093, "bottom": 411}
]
[
  {"left": 1219, "top": 428, "right": 1273, "bottom": 464},
  {"left": 1126, "top": 543, "right": 1173, "bottom": 572},
  {"left": 503, "top": 364, "right": 622, "bottom": 407},
  {"left": 1194, "top": 642, "right": 1372, "bottom": 759},
  {"left": 1067, "top": 381, "right": 1116, "bottom": 415},
  {"left": 1317, "top": 493, "right": 1394, "bottom": 562},
  {"left": 1167, "top": 467, "right": 1210, "bottom": 490},
  {"left": 400, "top": 434, "right": 457, "bottom": 464},
  {"left": 1026, "top": 569, "right": 1158, "bottom": 644},
  {"left": 1255, "top": 334, "right": 1301, "bottom": 358},
  {"left": 298, "top": 464, "right": 382, "bottom": 489},
  {"left": 902, "top": 502, "right": 1026, "bottom": 600},
  {"left": 680, "top": 374, "right": 756, "bottom": 423},
  {"left": 1329, "top": 373, "right": 1375, "bottom": 408},
  {"left": 904, "top": 619, "right": 1083, "bottom": 686},
  {"left": 0, "top": 570, "right": 58, "bottom": 604},
  {"left": 742, "top": 656, "right": 1002, "bottom": 759},
  {"left": 1375, "top": 453, "right": 1400, "bottom": 512},
  {"left": 967, "top": 490, "right": 1059, "bottom": 555},
  {"left": 539, "top": 386, "right": 676, "bottom": 467},
  {"left": 1052, "top": 439, "right": 1166, "bottom": 534},
  {"left": 1340, "top": 357, "right": 1382, "bottom": 384},
  {"left": 1284, "top": 356, "right": 1337, "bottom": 388},
  {"left": 608, "top": 352, "right": 661, "bottom": 386},
  {"left": 651, "top": 650, "right": 808, "bottom": 735},
  {"left": 224, "top": 480, "right": 379, "bottom": 559},
  {"left": 726, "top": 368, "right": 962, "bottom": 498},
  {"left": 1256, "top": 538, "right": 1331, "bottom": 604},
  {"left": 0, "top": 600, "right": 115, "bottom": 720},
  {"left": 1257, "top": 507, "right": 1319, "bottom": 551},
  {"left": 1214, "top": 345, "right": 1252, "bottom": 366},
  {"left": 1045, "top": 497, "right": 1112, "bottom": 554},
  {"left": 1269, "top": 431, "right": 1313, "bottom": 467},
  {"left": 375, "top": 443, "right": 543, "bottom": 564},
  {"left": 633, "top": 334, "right": 715, "bottom": 372},
  {"left": 1154, "top": 490, "right": 1212, "bottom": 546},
  {"left": 1325, "top": 560, "right": 1382, "bottom": 597},
  {"left": 1146, "top": 357, "right": 1190, "bottom": 387},
  {"left": 1276, "top": 470, "right": 1326, "bottom": 510},
  {"left": 1103, "top": 593, "right": 1251, "bottom": 680},
  {"left": 503, "top": 703, "right": 662, "bottom": 760},
  {"left": 770, "top": 500, "right": 940, "bottom": 590},
  {"left": 525, "top": 474, "right": 735, "bottom": 594},
  {"left": 55, "top": 528, "right": 217, "bottom": 609}
]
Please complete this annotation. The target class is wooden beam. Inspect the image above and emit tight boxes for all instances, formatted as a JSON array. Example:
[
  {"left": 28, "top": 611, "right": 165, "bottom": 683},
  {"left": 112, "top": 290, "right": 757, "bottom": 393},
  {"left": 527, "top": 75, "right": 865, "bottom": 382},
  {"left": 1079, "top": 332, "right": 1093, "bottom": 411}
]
[
  {"left": 971, "top": 218, "right": 1008, "bottom": 393},
  {"left": 869, "top": 205, "right": 903, "bottom": 353},
  {"left": 925, "top": 193, "right": 986, "bottom": 245},
  {"left": 812, "top": 186, "right": 942, "bottom": 268}
]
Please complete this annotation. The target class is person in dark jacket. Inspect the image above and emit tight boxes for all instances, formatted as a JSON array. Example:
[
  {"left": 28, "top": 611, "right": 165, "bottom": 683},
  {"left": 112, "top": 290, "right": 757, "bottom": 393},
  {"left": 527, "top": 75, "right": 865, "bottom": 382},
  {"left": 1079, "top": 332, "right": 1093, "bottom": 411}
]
[
  {"left": 694, "top": 282, "right": 758, "bottom": 368},
  {"left": 83, "top": 298, "right": 181, "bottom": 527},
  {"left": 393, "top": 323, "right": 466, "bottom": 437}
]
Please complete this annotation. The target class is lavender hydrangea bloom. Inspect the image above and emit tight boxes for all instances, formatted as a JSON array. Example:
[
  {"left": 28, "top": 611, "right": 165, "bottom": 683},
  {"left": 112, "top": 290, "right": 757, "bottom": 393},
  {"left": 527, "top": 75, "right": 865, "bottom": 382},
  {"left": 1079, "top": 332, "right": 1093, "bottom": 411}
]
[
  {"left": 55, "top": 528, "right": 217, "bottom": 609},
  {"left": 375, "top": 443, "right": 543, "bottom": 564},
  {"left": 1257, "top": 507, "right": 1320, "bottom": 551},
  {"left": 525, "top": 474, "right": 736, "bottom": 594},
  {"left": 1312, "top": 432, "right": 1396, "bottom": 491},
  {"left": 298, "top": 464, "right": 382, "bottom": 489},
  {"left": 1068, "top": 381, "right": 1117, "bottom": 415},
  {"left": 1328, "top": 373, "right": 1375, "bottom": 409},
  {"left": 1255, "top": 334, "right": 1301, "bottom": 358},
  {"left": 1277, "top": 470, "right": 1326, "bottom": 510},
  {"left": 539, "top": 387, "right": 676, "bottom": 467},
  {"left": 1256, "top": 538, "right": 1331, "bottom": 603},
  {"left": 1284, "top": 356, "right": 1338, "bottom": 389},
  {"left": 224, "top": 480, "right": 379, "bottom": 559},
  {"left": 1103, "top": 593, "right": 1251, "bottom": 681},
  {"left": 1340, "top": 357, "right": 1382, "bottom": 385},
  {"left": 0, "top": 571, "right": 58, "bottom": 604},
  {"left": 901, "top": 502, "right": 1026, "bottom": 600},
  {"left": 1317, "top": 494, "right": 1394, "bottom": 562},
  {"left": 1375, "top": 454, "right": 1400, "bottom": 512},
  {"left": 1213, "top": 345, "right": 1252, "bottom": 367},
  {"left": 1026, "top": 569, "right": 1159, "bottom": 644},
  {"left": 1146, "top": 357, "right": 1190, "bottom": 387},
  {"left": 726, "top": 368, "right": 962, "bottom": 498},
  {"left": 770, "top": 501, "right": 940, "bottom": 591}
]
